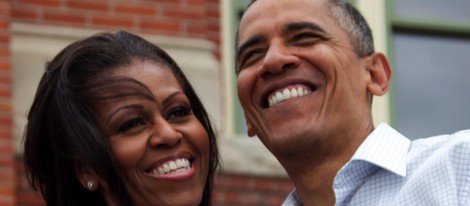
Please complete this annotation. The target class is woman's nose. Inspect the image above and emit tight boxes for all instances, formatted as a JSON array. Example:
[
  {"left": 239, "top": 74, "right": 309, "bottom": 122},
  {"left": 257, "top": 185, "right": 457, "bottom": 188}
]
[{"left": 148, "top": 117, "right": 183, "bottom": 149}]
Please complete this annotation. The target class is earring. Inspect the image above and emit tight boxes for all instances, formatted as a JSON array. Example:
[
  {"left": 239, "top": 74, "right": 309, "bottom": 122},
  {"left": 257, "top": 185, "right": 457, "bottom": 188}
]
[{"left": 87, "top": 180, "right": 97, "bottom": 191}]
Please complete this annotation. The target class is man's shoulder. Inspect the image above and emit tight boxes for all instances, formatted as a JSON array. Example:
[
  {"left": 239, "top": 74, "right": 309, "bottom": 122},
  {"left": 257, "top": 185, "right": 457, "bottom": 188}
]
[
  {"left": 407, "top": 129, "right": 470, "bottom": 174},
  {"left": 395, "top": 129, "right": 470, "bottom": 205},
  {"left": 410, "top": 129, "right": 470, "bottom": 153}
]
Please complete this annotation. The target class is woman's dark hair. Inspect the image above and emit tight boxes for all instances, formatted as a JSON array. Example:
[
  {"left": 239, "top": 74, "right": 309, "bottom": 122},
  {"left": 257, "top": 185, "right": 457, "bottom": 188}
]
[{"left": 23, "top": 30, "right": 219, "bottom": 206}]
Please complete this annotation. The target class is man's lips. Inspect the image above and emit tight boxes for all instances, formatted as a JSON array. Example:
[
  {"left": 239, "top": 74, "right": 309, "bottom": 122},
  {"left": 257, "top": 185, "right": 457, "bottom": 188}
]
[
  {"left": 262, "top": 83, "right": 317, "bottom": 108},
  {"left": 267, "top": 84, "right": 313, "bottom": 107}
]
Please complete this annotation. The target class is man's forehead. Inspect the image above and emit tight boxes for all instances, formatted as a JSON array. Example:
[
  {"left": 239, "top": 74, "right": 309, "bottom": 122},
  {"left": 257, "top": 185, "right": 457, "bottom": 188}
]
[{"left": 238, "top": 0, "right": 331, "bottom": 40}]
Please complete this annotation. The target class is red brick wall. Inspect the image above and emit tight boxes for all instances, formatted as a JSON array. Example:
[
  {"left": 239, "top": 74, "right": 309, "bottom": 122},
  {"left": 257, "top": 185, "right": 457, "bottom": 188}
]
[
  {"left": 214, "top": 174, "right": 293, "bottom": 206},
  {"left": 8, "top": 0, "right": 294, "bottom": 205},
  {"left": 15, "top": 167, "right": 293, "bottom": 206},
  {"left": 10, "top": 0, "right": 218, "bottom": 51},
  {"left": 0, "top": 0, "right": 15, "bottom": 205}
]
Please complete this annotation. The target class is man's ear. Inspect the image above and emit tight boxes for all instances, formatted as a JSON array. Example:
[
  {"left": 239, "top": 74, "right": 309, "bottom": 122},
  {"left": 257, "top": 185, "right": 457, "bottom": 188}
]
[
  {"left": 366, "top": 52, "right": 391, "bottom": 96},
  {"left": 245, "top": 116, "right": 255, "bottom": 137}
]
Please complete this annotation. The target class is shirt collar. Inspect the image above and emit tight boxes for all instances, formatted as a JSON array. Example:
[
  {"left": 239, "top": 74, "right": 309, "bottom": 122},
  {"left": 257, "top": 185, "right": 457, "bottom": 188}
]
[
  {"left": 351, "top": 123, "right": 411, "bottom": 177},
  {"left": 282, "top": 189, "right": 302, "bottom": 206}
]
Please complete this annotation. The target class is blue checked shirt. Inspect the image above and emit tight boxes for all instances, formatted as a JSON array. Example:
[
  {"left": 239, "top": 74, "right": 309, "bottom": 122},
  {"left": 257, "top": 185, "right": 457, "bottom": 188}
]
[{"left": 282, "top": 123, "right": 470, "bottom": 206}]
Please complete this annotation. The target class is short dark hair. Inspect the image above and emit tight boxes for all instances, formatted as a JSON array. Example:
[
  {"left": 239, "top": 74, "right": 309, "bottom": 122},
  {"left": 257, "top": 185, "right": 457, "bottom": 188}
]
[
  {"left": 23, "top": 31, "right": 219, "bottom": 206},
  {"left": 326, "top": 0, "right": 374, "bottom": 56},
  {"left": 235, "top": 0, "right": 374, "bottom": 68}
]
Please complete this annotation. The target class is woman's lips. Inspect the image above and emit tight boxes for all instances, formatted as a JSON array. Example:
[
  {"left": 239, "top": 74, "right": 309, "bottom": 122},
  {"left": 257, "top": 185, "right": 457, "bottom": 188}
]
[{"left": 146, "top": 158, "right": 191, "bottom": 176}]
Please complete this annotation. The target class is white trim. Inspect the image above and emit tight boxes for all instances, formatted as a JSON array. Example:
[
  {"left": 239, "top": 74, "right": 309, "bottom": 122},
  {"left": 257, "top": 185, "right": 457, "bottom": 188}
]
[
  {"left": 221, "top": 0, "right": 235, "bottom": 135},
  {"left": 356, "top": 0, "right": 392, "bottom": 125}
]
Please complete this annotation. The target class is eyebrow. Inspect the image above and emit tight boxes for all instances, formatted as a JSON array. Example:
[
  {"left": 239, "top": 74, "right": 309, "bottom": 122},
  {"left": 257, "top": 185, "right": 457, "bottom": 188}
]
[
  {"left": 106, "top": 104, "right": 144, "bottom": 125},
  {"left": 162, "top": 91, "right": 183, "bottom": 106},
  {"left": 284, "top": 21, "right": 327, "bottom": 34}
]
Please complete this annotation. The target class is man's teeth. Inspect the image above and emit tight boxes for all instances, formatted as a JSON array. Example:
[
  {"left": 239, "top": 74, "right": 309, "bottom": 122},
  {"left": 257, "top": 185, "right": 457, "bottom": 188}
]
[
  {"left": 268, "top": 87, "right": 311, "bottom": 107},
  {"left": 149, "top": 158, "right": 191, "bottom": 175}
]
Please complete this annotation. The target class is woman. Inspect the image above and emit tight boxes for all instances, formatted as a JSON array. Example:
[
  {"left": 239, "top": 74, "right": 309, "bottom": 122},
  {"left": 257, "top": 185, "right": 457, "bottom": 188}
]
[{"left": 23, "top": 31, "right": 219, "bottom": 206}]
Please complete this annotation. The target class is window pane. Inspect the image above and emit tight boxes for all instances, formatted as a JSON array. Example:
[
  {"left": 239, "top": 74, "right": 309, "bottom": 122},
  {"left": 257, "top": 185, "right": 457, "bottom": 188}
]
[
  {"left": 393, "top": 33, "right": 470, "bottom": 139},
  {"left": 394, "top": 0, "right": 470, "bottom": 24}
]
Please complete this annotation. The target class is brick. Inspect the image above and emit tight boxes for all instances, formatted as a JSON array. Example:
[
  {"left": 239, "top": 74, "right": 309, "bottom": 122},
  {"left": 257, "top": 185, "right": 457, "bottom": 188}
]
[
  {"left": 140, "top": 20, "right": 181, "bottom": 33},
  {"left": 92, "top": 16, "right": 133, "bottom": 28},
  {"left": 163, "top": 8, "right": 202, "bottom": 20},
  {"left": 230, "top": 175, "right": 253, "bottom": 189},
  {"left": 187, "top": 0, "right": 205, "bottom": 5},
  {"left": 0, "top": 129, "right": 11, "bottom": 140},
  {"left": 11, "top": 8, "right": 38, "bottom": 21},
  {"left": 206, "top": 9, "right": 219, "bottom": 18},
  {"left": 0, "top": 6, "right": 9, "bottom": 18},
  {"left": 0, "top": 33, "right": 8, "bottom": 44},
  {"left": 0, "top": 21, "right": 6, "bottom": 30},
  {"left": 115, "top": 3, "right": 156, "bottom": 16},
  {"left": 0, "top": 187, "right": 14, "bottom": 196},
  {"left": 0, "top": 116, "right": 12, "bottom": 126},
  {"left": 0, "top": 48, "right": 9, "bottom": 57},
  {"left": 67, "top": 1, "right": 108, "bottom": 12},
  {"left": 0, "top": 145, "right": 13, "bottom": 153},
  {"left": 206, "top": 23, "right": 219, "bottom": 32},
  {"left": 186, "top": 26, "right": 206, "bottom": 38},
  {"left": 142, "top": 0, "right": 182, "bottom": 4},
  {"left": 44, "top": 12, "right": 86, "bottom": 24},
  {"left": 253, "top": 178, "right": 275, "bottom": 191},
  {"left": 15, "top": 193, "right": 44, "bottom": 205},
  {"left": 17, "top": 0, "right": 60, "bottom": 7},
  {"left": 0, "top": 61, "right": 10, "bottom": 71}
]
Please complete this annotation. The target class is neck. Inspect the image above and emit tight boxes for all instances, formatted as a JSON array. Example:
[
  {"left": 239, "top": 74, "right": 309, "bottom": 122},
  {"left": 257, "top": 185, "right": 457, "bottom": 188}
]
[{"left": 277, "top": 122, "right": 374, "bottom": 206}]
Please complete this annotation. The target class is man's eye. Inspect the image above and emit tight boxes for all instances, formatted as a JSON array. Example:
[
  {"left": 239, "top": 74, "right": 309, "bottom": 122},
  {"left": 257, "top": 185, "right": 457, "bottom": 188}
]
[
  {"left": 291, "top": 33, "right": 322, "bottom": 44},
  {"left": 117, "top": 118, "right": 145, "bottom": 133},
  {"left": 166, "top": 106, "right": 190, "bottom": 120},
  {"left": 239, "top": 49, "right": 264, "bottom": 70}
]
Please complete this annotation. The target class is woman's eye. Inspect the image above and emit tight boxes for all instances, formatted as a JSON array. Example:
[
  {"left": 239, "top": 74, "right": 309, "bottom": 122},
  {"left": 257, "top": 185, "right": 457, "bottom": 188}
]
[
  {"left": 117, "top": 117, "right": 145, "bottom": 133},
  {"left": 166, "top": 106, "right": 190, "bottom": 120}
]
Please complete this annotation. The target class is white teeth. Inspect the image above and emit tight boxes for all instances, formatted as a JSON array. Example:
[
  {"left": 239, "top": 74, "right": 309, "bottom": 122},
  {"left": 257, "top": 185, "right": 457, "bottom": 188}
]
[
  {"left": 275, "top": 91, "right": 283, "bottom": 103},
  {"left": 282, "top": 88, "right": 291, "bottom": 99},
  {"left": 169, "top": 161, "right": 177, "bottom": 170},
  {"left": 291, "top": 88, "right": 298, "bottom": 98},
  {"left": 298, "top": 87, "right": 304, "bottom": 96},
  {"left": 150, "top": 158, "right": 191, "bottom": 176},
  {"left": 268, "top": 86, "right": 312, "bottom": 107}
]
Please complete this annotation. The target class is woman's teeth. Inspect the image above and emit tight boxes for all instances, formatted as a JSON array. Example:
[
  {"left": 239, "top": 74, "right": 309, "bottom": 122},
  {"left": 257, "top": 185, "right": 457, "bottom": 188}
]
[
  {"left": 268, "top": 87, "right": 311, "bottom": 107},
  {"left": 149, "top": 158, "right": 191, "bottom": 175}
]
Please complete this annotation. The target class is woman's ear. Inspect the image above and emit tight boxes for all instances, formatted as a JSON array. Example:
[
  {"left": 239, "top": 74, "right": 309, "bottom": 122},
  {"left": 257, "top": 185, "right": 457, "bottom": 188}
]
[
  {"left": 75, "top": 164, "right": 99, "bottom": 191},
  {"left": 366, "top": 52, "right": 392, "bottom": 96}
]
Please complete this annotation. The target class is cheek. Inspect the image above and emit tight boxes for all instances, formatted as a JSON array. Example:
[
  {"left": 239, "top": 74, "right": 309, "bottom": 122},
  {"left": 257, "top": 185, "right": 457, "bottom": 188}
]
[
  {"left": 236, "top": 72, "right": 256, "bottom": 105},
  {"left": 183, "top": 118, "right": 210, "bottom": 159},
  {"left": 110, "top": 137, "right": 145, "bottom": 173}
]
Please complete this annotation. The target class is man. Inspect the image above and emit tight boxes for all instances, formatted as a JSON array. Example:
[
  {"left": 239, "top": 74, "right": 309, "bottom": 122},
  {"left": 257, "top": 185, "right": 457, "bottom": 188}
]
[{"left": 235, "top": 0, "right": 470, "bottom": 205}]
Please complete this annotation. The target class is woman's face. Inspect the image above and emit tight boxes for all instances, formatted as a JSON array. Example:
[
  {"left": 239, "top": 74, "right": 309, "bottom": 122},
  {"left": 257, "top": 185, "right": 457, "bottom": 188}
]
[{"left": 94, "top": 60, "right": 210, "bottom": 206}]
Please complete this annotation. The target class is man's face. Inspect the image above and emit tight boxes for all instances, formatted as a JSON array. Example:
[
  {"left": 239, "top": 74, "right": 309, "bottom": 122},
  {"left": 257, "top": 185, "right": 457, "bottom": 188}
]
[{"left": 236, "top": 0, "right": 373, "bottom": 155}]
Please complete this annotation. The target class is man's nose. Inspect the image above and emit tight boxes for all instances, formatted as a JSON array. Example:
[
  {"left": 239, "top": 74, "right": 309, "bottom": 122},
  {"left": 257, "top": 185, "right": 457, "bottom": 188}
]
[
  {"left": 258, "top": 41, "right": 299, "bottom": 78},
  {"left": 148, "top": 117, "right": 183, "bottom": 149}
]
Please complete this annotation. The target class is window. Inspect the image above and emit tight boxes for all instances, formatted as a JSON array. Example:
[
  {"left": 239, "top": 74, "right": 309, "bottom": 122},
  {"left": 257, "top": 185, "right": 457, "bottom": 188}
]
[{"left": 390, "top": 0, "right": 470, "bottom": 139}]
